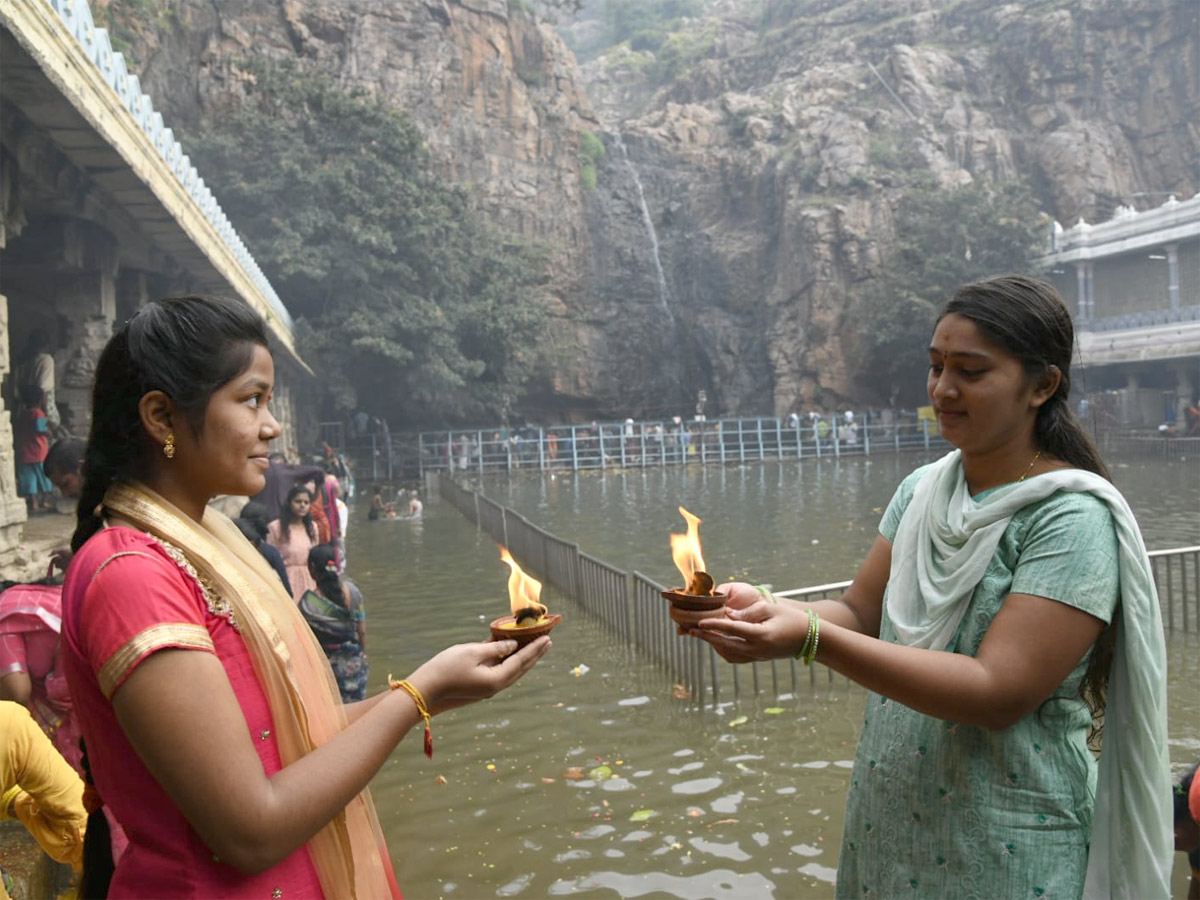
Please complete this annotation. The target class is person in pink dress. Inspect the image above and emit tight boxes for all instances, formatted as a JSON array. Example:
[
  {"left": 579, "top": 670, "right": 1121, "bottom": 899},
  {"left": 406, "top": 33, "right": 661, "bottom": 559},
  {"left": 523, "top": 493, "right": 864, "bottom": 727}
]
[
  {"left": 265, "top": 484, "right": 319, "bottom": 603},
  {"left": 0, "top": 582, "right": 81, "bottom": 773},
  {"left": 61, "top": 296, "right": 551, "bottom": 898},
  {"left": 0, "top": 581, "right": 132, "bottom": 867}
]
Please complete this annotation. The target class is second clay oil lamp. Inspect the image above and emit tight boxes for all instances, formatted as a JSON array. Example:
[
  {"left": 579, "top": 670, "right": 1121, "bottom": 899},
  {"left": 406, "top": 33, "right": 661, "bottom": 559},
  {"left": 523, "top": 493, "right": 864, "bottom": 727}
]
[
  {"left": 661, "top": 506, "right": 727, "bottom": 627},
  {"left": 489, "top": 546, "right": 562, "bottom": 647}
]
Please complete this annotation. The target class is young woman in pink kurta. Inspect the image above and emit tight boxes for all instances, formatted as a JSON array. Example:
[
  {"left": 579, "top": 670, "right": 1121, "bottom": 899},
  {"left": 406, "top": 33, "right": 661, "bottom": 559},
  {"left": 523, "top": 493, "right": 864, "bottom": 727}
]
[
  {"left": 265, "top": 485, "right": 319, "bottom": 603},
  {"left": 61, "top": 296, "right": 551, "bottom": 898},
  {"left": 62, "top": 529, "right": 324, "bottom": 897}
]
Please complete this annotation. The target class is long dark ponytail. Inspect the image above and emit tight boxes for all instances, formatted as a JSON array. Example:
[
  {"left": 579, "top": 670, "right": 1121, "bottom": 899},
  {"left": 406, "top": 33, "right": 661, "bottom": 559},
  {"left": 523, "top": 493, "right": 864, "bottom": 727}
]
[
  {"left": 938, "top": 274, "right": 1113, "bottom": 733},
  {"left": 70, "top": 296, "right": 269, "bottom": 895},
  {"left": 78, "top": 742, "right": 111, "bottom": 899},
  {"left": 71, "top": 296, "right": 269, "bottom": 552}
]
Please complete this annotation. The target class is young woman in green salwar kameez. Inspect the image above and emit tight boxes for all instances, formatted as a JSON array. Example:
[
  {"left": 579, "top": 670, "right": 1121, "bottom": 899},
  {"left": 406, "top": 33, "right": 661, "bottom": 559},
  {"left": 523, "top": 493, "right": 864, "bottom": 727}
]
[{"left": 679, "top": 276, "right": 1172, "bottom": 899}]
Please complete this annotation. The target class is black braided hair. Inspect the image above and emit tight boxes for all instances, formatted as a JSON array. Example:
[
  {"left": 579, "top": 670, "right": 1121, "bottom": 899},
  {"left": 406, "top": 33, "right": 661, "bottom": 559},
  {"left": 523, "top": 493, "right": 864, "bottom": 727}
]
[
  {"left": 239, "top": 501, "right": 271, "bottom": 540},
  {"left": 71, "top": 297, "right": 268, "bottom": 552},
  {"left": 307, "top": 543, "right": 347, "bottom": 610},
  {"left": 77, "top": 740, "right": 112, "bottom": 899}
]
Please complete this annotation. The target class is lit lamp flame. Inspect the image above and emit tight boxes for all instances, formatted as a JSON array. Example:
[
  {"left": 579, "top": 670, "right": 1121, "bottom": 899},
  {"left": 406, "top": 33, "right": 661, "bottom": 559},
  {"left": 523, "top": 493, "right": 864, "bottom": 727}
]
[
  {"left": 670, "top": 507, "right": 713, "bottom": 595},
  {"left": 500, "top": 546, "right": 547, "bottom": 624}
]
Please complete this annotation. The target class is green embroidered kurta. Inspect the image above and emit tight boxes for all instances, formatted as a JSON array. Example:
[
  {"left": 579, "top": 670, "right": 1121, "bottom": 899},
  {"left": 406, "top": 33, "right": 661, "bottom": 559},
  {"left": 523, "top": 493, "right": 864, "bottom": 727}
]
[{"left": 836, "top": 467, "right": 1119, "bottom": 899}]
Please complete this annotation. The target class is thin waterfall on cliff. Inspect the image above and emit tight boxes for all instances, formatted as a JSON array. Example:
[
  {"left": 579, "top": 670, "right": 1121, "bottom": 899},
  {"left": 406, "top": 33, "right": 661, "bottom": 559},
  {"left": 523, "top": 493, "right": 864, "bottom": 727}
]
[{"left": 613, "top": 131, "right": 674, "bottom": 326}]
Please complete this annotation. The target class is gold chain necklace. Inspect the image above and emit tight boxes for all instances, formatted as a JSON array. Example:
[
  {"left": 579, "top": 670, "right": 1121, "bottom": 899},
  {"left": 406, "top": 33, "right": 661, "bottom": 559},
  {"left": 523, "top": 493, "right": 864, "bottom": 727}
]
[{"left": 1017, "top": 450, "right": 1042, "bottom": 483}]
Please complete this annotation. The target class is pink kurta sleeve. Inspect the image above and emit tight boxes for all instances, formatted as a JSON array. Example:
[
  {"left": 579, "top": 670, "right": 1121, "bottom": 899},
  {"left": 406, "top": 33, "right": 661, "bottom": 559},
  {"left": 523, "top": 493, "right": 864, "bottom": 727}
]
[
  {"left": 265, "top": 519, "right": 284, "bottom": 551},
  {"left": 76, "top": 547, "right": 216, "bottom": 700}
]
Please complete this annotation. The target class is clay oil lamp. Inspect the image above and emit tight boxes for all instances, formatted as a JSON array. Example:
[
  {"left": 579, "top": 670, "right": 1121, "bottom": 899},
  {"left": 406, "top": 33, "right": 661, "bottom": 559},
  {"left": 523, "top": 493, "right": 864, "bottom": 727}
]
[
  {"left": 489, "top": 546, "right": 562, "bottom": 647},
  {"left": 661, "top": 506, "right": 727, "bottom": 628}
]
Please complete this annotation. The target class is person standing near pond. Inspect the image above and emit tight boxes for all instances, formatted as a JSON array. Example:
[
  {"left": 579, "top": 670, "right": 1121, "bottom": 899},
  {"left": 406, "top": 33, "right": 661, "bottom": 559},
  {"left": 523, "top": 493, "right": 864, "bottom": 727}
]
[
  {"left": 248, "top": 452, "right": 325, "bottom": 524},
  {"left": 15, "top": 328, "right": 59, "bottom": 431},
  {"left": 235, "top": 501, "right": 292, "bottom": 596},
  {"left": 14, "top": 384, "right": 55, "bottom": 515},
  {"left": 680, "top": 276, "right": 1171, "bottom": 898},
  {"left": 300, "top": 476, "right": 334, "bottom": 545},
  {"left": 267, "top": 484, "right": 320, "bottom": 603},
  {"left": 301, "top": 545, "right": 367, "bottom": 703},
  {"left": 59, "top": 295, "right": 550, "bottom": 897},
  {"left": 815, "top": 413, "right": 831, "bottom": 442}
]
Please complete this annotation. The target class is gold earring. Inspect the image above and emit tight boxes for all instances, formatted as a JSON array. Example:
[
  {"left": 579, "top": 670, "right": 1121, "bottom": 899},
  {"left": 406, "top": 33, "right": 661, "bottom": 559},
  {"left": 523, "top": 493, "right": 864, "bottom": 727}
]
[{"left": 163, "top": 434, "right": 176, "bottom": 460}]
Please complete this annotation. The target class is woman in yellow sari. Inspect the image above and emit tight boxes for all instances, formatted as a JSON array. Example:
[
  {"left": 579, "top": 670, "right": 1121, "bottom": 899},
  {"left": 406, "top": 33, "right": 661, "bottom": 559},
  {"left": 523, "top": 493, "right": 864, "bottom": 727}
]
[{"left": 60, "top": 296, "right": 551, "bottom": 898}]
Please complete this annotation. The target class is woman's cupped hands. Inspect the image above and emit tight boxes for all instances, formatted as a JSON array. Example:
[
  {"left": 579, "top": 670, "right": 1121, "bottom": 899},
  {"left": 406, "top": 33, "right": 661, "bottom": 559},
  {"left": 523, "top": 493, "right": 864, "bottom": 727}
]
[
  {"left": 416, "top": 637, "right": 551, "bottom": 715},
  {"left": 681, "top": 581, "right": 810, "bottom": 664}
]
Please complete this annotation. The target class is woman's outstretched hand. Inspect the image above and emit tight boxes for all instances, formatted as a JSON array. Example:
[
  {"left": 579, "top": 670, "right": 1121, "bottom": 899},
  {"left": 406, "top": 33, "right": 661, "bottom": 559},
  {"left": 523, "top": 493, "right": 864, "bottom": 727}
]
[
  {"left": 684, "top": 581, "right": 810, "bottom": 664},
  {"left": 669, "top": 580, "right": 759, "bottom": 632},
  {"left": 412, "top": 637, "right": 551, "bottom": 715}
]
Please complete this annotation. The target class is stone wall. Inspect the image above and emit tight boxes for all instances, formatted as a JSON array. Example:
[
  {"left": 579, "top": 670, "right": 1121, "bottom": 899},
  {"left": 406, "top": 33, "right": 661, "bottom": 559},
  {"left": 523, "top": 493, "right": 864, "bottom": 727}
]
[{"left": 0, "top": 295, "right": 27, "bottom": 575}]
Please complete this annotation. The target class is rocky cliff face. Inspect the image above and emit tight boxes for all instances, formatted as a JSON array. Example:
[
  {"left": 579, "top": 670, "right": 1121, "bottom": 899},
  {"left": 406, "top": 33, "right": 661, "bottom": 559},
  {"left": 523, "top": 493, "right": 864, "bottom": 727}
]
[
  {"left": 574, "top": 0, "right": 1198, "bottom": 415},
  {"left": 104, "top": 0, "right": 613, "bottom": 414},
  {"left": 106, "top": 0, "right": 1199, "bottom": 419}
]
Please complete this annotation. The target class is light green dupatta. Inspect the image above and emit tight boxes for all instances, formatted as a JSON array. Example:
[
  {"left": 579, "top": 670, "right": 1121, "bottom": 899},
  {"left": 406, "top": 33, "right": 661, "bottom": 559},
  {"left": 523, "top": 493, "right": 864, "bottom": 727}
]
[{"left": 886, "top": 451, "right": 1171, "bottom": 899}]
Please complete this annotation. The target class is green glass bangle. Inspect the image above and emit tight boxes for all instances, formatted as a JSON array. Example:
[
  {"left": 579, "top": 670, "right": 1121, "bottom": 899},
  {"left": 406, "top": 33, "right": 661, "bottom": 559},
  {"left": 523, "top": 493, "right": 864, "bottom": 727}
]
[
  {"left": 795, "top": 608, "right": 817, "bottom": 660},
  {"left": 753, "top": 584, "right": 778, "bottom": 604},
  {"left": 803, "top": 610, "right": 821, "bottom": 666}
]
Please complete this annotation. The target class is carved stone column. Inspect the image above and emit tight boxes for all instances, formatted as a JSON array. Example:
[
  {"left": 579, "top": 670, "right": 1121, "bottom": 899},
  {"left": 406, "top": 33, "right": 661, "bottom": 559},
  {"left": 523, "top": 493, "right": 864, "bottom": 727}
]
[
  {"left": 1119, "top": 370, "right": 1142, "bottom": 426},
  {"left": 0, "top": 294, "right": 28, "bottom": 571},
  {"left": 271, "top": 377, "right": 295, "bottom": 459},
  {"left": 55, "top": 224, "right": 119, "bottom": 436},
  {"left": 0, "top": 150, "right": 28, "bottom": 249},
  {"left": 58, "top": 313, "right": 113, "bottom": 437}
]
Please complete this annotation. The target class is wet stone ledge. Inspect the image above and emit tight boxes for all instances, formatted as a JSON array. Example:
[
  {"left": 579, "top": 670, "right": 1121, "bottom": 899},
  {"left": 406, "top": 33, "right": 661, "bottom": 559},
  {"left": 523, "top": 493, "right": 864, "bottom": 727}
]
[{"left": 0, "top": 820, "right": 72, "bottom": 899}]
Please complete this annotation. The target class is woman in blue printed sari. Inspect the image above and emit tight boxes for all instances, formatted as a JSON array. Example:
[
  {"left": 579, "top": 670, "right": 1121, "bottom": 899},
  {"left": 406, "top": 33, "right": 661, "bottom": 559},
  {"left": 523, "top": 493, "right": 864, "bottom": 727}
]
[{"left": 301, "top": 545, "right": 368, "bottom": 702}]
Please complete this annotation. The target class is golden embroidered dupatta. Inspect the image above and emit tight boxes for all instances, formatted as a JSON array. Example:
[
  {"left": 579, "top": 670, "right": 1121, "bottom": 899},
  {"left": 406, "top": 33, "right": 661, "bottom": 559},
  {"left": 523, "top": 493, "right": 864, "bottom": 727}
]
[{"left": 104, "top": 483, "right": 400, "bottom": 899}]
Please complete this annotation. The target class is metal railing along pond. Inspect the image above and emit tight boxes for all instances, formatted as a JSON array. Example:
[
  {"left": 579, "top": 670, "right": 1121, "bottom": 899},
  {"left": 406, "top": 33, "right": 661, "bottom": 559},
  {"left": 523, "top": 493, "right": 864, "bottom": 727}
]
[
  {"left": 420, "top": 414, "right": 950, "bottom": 477},
  {"left": 1153, "top": 546, "right": 1200, "bottom": 633},
  {"left": 338, "top": 417, "right": 1192, "bottom": 483},
  {"left": 440, "top": 475, "right": 1200, "bottom": 704},
  {"left": 1096, "top": 432, "right": 1200, "bottom": 462}
]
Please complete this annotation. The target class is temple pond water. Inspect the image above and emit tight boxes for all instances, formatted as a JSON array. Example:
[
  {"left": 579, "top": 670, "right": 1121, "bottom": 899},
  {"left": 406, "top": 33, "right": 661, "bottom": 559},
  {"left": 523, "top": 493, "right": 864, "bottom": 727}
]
[{"left": 350, "top": 454, "right": 1199, "bottom": 899}]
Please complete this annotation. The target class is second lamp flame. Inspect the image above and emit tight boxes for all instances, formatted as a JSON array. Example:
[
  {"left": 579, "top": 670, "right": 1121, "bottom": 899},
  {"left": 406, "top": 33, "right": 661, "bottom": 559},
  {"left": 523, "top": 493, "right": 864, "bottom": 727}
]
[
  {"left": 670, "top": 506, "right": 707, "bottom": 588},
  {"left": 500, "top": 546, "right": 547, "bottom": 622}
]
